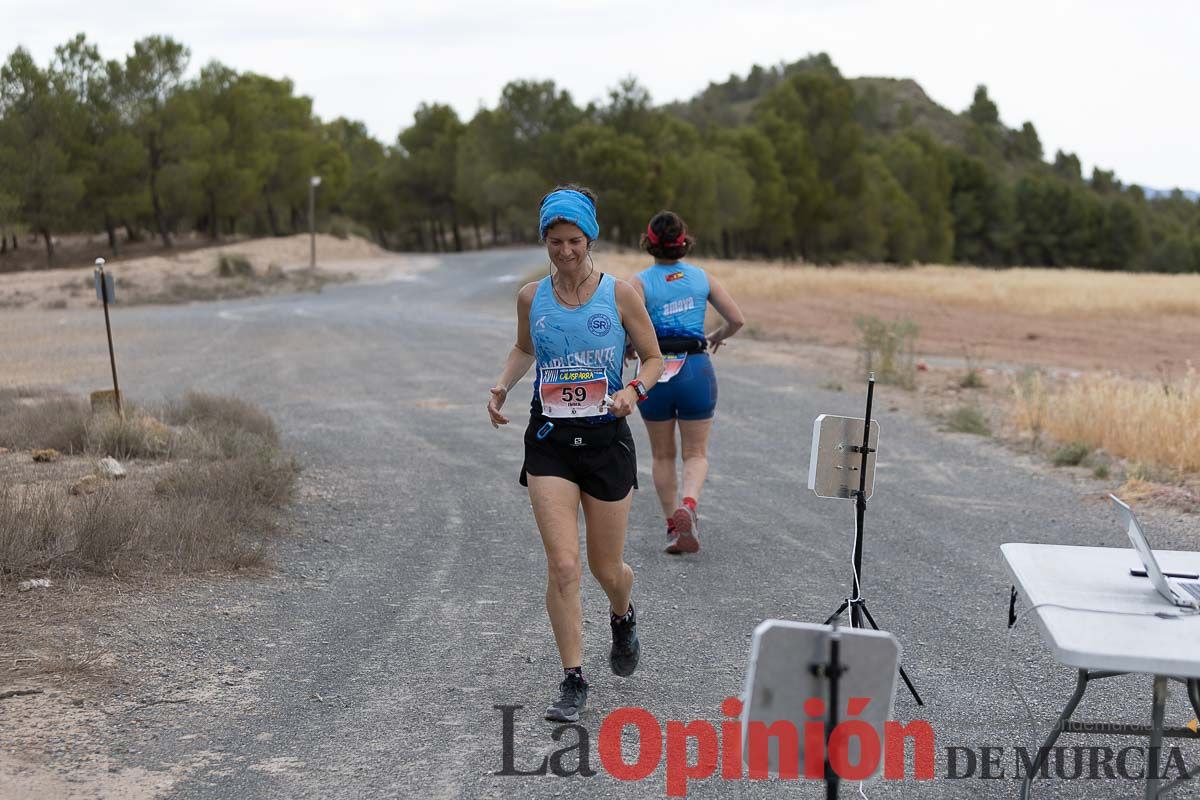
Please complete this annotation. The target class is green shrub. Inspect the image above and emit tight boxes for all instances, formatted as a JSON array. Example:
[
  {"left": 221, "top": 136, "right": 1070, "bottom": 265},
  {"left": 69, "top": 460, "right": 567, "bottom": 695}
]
[
  {"left": 1051, "top": 441, "right": 1091, "bottom": 467},
  {"left": 960, "top": 369, "right": 985, "bottom": 389},
  {"left": 856, "top": 316, "right": 919, "bottom": 388},
  {"left": 960, "top": 346, "right": 986, "bottom": 388},
  {"left": 216, "top": 253, "right": 254, "bottom": 278},
  {"left": 943, "top": 404, "right": 991, "bottom": 435}
]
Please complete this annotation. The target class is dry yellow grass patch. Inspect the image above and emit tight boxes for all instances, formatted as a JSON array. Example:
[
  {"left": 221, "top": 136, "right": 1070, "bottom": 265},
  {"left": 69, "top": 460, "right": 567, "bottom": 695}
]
[
  {"left": 1011, "top": 369, "right": 1200, "bottom": 473},
  {"left": 599, "top": 251, "right": 1200, "bottom": 319}
]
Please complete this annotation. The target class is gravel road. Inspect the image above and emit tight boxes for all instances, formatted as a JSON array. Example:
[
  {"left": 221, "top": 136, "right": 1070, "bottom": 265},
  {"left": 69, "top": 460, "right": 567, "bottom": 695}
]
[{"left": 6, "top": 248, "right": 1199, "bottom": 799}]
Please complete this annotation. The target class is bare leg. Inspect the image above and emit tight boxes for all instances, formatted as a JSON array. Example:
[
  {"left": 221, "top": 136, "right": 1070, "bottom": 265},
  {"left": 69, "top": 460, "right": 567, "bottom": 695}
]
[
  {"left": 581, "top": 489, "right": 635, "bottom": 616},
  {"left": 678, "top": 418, "right": 713, "bottom": 502},
  {"left": 528, "top": 475, "right": 583, "bottom": 668},
  {"left": 643, "top": 419, "right": 678, "bottom": 520}
]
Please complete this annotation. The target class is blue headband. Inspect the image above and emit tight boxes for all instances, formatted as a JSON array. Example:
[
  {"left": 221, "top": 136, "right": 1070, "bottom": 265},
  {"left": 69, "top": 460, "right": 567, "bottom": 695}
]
[{"left": 539, "top": 190, "right": 599, "bottom": 241}]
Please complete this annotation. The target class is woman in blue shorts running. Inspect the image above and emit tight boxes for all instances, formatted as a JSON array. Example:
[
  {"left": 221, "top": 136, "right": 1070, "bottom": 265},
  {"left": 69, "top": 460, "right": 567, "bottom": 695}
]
[
  {"left": 487, "top": 185, "right": 663, "bottom": 723},
  {"left": 632, "top": 210, "right": 744, "bottom": 554}
]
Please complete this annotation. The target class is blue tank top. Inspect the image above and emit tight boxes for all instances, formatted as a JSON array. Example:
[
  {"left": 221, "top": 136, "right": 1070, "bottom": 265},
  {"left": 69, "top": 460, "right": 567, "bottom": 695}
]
[
  {"left": 636, "top": 261, "right": 710, "bottom": 340},
  {"left": 529, "top": 273, "right": 625, "bottom": 423}
]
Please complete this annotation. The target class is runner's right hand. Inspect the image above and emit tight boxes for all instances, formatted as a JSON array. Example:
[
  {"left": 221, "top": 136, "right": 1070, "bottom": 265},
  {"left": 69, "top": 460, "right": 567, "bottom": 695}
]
[
  {"left": 488, "top": 386, "right": 509, "bottom": 428},
  {"left": 609, "top": 387, "right": 636, "bottom": 418}
]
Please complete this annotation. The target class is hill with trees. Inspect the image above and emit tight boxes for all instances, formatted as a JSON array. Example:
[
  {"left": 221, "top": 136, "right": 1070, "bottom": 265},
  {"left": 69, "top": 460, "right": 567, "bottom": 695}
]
[{"left": 1, "top": 37, "right": 1197, "bottom": 273}]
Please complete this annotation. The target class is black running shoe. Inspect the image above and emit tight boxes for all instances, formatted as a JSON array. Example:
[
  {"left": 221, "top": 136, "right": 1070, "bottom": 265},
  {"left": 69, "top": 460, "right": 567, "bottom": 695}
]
[
  {"left": 609, "top": 602, "right": 641, "bottom": 677},
  {"left": 544, "top": 673, "right": 588, "bottom": 723}
]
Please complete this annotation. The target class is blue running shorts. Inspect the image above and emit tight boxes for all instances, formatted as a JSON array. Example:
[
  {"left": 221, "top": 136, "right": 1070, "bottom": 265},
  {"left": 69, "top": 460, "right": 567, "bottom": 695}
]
[{"left": 638, "top": 353, "right": 717, "bottom": 422}]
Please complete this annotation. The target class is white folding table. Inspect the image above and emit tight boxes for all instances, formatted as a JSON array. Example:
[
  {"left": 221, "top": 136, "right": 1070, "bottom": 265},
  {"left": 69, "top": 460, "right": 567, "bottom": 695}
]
[{"left": 1002, "top": 543, "right": 1200, "bottom": 799}]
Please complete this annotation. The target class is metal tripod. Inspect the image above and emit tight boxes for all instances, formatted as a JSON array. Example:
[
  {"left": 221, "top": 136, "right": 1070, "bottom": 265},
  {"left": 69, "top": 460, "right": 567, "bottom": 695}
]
[{"left": 822, "top": 375, "right": 924, "bottom": 707}]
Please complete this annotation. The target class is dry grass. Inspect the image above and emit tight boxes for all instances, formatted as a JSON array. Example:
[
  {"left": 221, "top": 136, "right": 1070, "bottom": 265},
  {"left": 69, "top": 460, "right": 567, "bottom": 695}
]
[
  {"left": 36, "top": 638, "right": 106, "bottom": 678},
  {"left": 155, "top": 450, "right": 299, "bottom": 509},
  {"left": 1116, "top": 478, "right": 1200, "bottom": 513},
  {"left": 0, "top": 389, "right": 90, "bottom": 453},
  {"left": 0, "top": 390, "right": 298, "bottom": 581},
  {"left": 599, "top": 251, "right": 1200, "bottom": 319},
  {"left": 165, "top": 391, "right": 279, "bottom": 446},
  {"left": 85, "top": 413, "right": 175, "bottom": 459},
  {"left": 0, "top": 486, "right": 71, "bottom": 574},
  {"left": 0, "top": 389, "right": 281, "bottom": 461},
  {"left": 69, "top": 487, "right": 149, "bottom": 570},
  {"left": 1010, "top": 368, "right": 1200, "bottom": 474}
]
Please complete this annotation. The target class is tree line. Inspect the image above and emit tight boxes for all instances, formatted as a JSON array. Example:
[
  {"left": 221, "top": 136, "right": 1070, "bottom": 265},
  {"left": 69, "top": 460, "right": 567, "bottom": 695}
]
[{"left": 2, "top": 36, "right": 1197, "bottom": 272}]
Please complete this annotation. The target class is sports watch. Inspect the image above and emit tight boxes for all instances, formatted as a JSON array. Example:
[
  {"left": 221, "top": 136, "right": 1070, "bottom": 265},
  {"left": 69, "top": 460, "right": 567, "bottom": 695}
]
[{"left": 628, "top": 379, "right": 649, "bottom": 403}]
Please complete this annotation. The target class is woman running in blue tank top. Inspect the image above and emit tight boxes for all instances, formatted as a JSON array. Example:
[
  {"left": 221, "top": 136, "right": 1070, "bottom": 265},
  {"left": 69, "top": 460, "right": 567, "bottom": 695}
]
[
  {"left": 632, "top": 211, "right": 744, "bottom": 555},
  {"left": 487, "top": 185, "right": 663, "bottom": 724}
]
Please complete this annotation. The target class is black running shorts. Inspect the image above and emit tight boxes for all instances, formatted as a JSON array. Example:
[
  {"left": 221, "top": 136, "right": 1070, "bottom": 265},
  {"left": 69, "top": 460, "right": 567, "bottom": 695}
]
[{"left": 520, "top": 418, "right": 638, "bottom": 502}]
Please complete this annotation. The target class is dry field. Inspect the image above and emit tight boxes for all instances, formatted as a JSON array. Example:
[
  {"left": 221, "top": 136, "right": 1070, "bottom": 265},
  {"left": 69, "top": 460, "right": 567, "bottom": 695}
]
[
  {"left": 0, "top": 233, "right": 406, "bottom": 312},
  {"left": 600, "top": 250, "right": 1200, "bottom": 378}
]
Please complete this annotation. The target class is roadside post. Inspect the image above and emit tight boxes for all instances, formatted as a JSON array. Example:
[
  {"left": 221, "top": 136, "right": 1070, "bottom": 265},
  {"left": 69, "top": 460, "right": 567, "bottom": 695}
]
[
  {"left": 309, "top": 175, "right": 322, "bottom": 268},
  {"left": 93, "top": 257, "right": 123, "bottom": 418}
]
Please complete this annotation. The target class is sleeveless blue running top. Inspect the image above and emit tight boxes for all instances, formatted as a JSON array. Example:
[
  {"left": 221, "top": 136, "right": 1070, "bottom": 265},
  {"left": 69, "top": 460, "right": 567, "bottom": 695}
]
[
  {"left": 529, "top": 272, "right": 625, "bottom": 423},
  {"left": 636, "top": 261, "right": 710, "bottom": 340}
]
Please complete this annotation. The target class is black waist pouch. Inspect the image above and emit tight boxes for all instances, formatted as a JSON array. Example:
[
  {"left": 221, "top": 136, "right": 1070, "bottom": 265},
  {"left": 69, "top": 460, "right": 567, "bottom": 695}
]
[
  {"left": 657, "top": 336, "right": 707, "bottom": 355},
  {"left": 527, "top": 416, "right": 624, "bottom": 448}
]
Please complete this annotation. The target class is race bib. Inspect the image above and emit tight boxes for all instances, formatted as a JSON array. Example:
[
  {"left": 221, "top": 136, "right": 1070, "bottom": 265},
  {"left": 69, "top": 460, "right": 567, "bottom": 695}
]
[
  {"left": 539, "top": 366, "right": 609, "bottom": 418},
  {"left": 658, "top": 353, "right": 687, "bottom": 383}
]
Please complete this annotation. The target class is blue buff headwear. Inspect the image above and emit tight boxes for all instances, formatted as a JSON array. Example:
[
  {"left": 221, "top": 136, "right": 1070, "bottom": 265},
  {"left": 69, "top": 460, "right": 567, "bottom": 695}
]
[{"left": 538, "top": 189, "right": 599, "bottom": 242}]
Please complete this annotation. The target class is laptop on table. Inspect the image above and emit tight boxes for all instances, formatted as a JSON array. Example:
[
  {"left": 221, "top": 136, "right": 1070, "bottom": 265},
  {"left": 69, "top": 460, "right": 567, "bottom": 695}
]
[{"left": 1111, "top": 494, "right": 1200, "bottom": 610}]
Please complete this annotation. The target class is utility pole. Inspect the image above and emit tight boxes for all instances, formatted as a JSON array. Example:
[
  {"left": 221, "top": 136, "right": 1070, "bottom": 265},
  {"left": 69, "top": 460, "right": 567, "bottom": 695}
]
[{"left": 309, "top": 175, "right": 322, "bottom": 268}]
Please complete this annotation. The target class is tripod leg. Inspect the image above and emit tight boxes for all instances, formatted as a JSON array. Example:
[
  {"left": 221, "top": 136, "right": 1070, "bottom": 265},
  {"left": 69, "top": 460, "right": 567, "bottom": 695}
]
[
  {"left": 858, "top": 601, "right": 925, "bottom": 706},
  {"left": 850, "top": 601, "right": 864, "bottom": 629},
  {"left": 858, "top": 600, "right": 882, "bottom": 630},
  {"left": 897, "top": 665, "right": 925, "bottom": 707},
  {"left": 824, "top": 600, "right": 850, "bottom": 626}
]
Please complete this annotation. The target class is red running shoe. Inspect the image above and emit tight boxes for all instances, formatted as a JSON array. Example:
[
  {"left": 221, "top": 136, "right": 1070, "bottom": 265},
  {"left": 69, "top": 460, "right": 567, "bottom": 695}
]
[
  {"left": 663, "top": 522, "right": 678, "bottom": 553},
  {"left": 666, "top": 505, "right": 699, "bottom": 554}
]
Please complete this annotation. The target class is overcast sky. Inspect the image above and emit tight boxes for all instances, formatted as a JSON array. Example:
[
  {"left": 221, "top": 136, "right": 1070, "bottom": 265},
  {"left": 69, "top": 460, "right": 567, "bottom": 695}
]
[{"left": 5, "top": 0, "right": 1198, "bottom": 190}]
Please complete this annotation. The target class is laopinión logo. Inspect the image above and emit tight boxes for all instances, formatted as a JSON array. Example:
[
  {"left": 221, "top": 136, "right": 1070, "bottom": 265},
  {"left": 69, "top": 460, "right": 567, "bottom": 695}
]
[
  {"left": 495, "top": 700, "right": 1200, "bottom": 795},
  {"left": 945, "top": 743, "right": 1198, "bottom": 782},
  {"left": 496, "top": 697, "right": 935, "bottom": 797}
]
